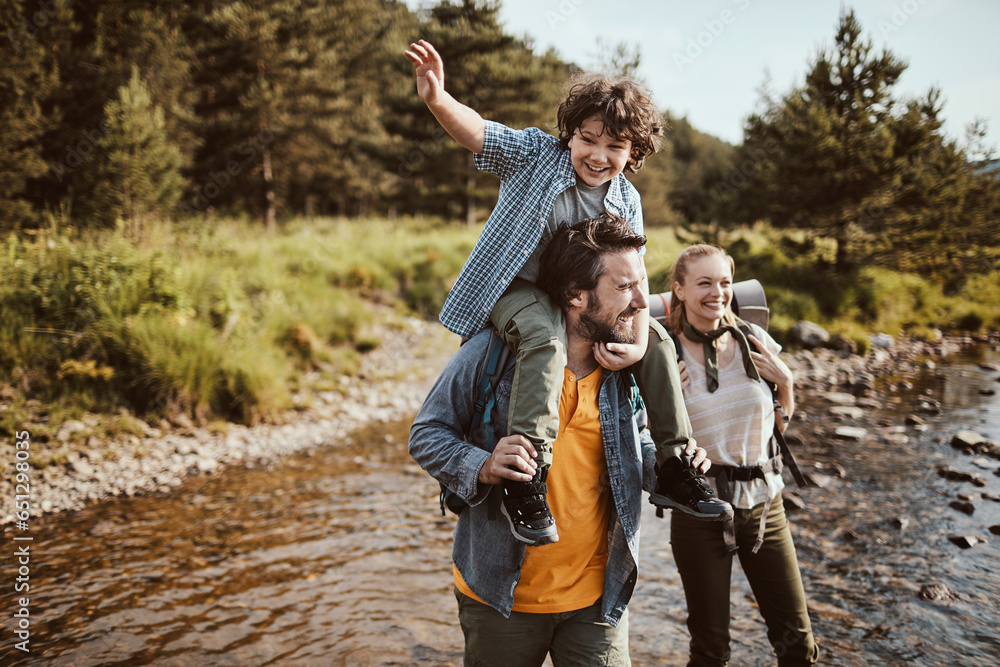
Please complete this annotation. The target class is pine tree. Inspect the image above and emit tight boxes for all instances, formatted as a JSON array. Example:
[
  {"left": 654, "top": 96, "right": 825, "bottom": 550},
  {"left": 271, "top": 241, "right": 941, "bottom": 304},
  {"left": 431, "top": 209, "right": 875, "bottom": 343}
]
[
  {"left": 188, "top": 0, "right": 404, "bottom": 225},
  {"left": 86, "top": 66, "right": 184, "bottom": 230},
  {"left": 27, "top": 0, "right": 196, "bottom": 224},
  {"left": 735, "top": 9, "right": 907, "bottom": 268},
  {"left": 0, "top": 0, "right": 57, "bottom": 229}
]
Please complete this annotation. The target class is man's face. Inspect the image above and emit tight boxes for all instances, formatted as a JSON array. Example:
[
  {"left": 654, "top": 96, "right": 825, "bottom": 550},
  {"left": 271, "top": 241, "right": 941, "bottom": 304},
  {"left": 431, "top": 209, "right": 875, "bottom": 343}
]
[
  {"left": 566, "top": 114, "right": 632, "bottom": 187},
  {"left": 575, "top": 249, "right": 647, "bottom": 344}
]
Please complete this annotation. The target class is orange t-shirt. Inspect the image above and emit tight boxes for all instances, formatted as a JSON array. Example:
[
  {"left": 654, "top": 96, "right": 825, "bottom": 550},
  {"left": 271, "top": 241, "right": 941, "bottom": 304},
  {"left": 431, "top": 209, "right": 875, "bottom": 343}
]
[{"left": 455, "top": 367, "right": 610, "bottom": 613}]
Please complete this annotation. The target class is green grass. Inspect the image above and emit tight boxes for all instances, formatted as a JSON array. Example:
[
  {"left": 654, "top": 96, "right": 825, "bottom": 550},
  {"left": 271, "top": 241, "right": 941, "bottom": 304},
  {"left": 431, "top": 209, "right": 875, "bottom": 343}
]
[
  {"left": 1, "top": 214, "right": 996, "bottom": 440},
  {"left": 0, "top": 216, "right": 479, "bottom": 435}
]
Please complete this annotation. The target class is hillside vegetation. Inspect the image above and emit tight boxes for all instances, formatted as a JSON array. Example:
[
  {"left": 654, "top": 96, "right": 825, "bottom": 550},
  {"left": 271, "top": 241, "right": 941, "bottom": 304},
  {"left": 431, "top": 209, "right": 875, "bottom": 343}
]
[{"left": 2, "top": 216, "right": 997, "bottom": 440}]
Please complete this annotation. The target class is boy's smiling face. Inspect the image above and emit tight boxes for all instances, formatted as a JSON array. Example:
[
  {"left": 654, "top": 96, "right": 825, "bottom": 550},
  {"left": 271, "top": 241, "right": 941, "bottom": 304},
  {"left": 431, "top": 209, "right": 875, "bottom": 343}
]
[{"left": 567, "top": 114, "right": 632, "bottom": 187}]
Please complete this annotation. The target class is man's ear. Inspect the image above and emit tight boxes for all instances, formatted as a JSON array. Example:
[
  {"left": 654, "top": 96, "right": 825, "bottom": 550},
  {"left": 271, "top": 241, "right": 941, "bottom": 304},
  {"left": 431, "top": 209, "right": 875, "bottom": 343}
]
[{"left": 567, "top": 287, "right": 585, "bottom": 310}]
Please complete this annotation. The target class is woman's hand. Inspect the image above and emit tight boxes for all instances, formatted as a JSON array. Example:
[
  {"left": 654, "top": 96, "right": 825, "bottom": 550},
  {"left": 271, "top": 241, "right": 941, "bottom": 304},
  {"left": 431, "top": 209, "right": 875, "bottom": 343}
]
[
  {"left": 748, "top": 334, "right": 795, "bottom": 424},
  {"left": 747, "top": 334, "right": 792, "bottom": 389},
  {"left": 478, "top": 435, "right": 537, "bottom": 485},
  {"left": 677, "top": 358, "right": 690, "bottom": 389}
]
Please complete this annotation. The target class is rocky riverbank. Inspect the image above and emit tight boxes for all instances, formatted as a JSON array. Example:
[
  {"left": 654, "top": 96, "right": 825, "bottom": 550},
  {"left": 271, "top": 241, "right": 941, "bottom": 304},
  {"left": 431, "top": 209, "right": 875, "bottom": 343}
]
[
  {"left": 3, "top": 322, "right": 998, "bottom": 526},
  {"left": 1, "top": 316, "right": 460, "bottom": 523}
]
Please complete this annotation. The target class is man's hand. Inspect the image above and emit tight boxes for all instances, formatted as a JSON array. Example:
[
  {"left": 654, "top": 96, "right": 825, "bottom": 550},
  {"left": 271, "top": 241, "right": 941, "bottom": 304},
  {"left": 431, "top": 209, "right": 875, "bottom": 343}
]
[
  {"left": 478, "top": 435, "right": 538, "bottom": 485},
  {"left": 404, "top": 39, "right": 445, "bottom": 105},
  {"left": 684, "top": 439, "right": 711, "bottom": 474},
  {"left": 593, "top": 341, "right": 644, "bottom": 371}
]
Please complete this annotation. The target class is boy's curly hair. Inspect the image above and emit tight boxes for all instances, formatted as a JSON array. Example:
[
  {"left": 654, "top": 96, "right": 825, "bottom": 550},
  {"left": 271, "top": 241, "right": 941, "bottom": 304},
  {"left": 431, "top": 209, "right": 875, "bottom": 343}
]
[{"left": 557, "top": 73, "right": 665, "bottom": 173}]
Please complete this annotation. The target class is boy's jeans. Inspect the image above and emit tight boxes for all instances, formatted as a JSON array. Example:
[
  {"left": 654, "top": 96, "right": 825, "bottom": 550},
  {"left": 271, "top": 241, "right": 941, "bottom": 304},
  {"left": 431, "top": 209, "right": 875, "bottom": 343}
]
[{"left": 490, "top": 279, "right": 692, "bottom": 467}]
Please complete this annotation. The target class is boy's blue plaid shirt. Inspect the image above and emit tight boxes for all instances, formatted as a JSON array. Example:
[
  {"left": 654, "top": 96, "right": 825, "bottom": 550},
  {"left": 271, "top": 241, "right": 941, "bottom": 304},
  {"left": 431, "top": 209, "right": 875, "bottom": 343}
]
[{"left": 438, "top": 120, "right": 645, "bottom": 339}]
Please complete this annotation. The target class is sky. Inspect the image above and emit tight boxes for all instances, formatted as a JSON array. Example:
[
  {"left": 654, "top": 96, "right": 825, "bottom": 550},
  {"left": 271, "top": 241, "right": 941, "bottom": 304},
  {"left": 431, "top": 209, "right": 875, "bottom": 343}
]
[{"left": 408, "top": 0, "right": 1000, "bottom": 151}]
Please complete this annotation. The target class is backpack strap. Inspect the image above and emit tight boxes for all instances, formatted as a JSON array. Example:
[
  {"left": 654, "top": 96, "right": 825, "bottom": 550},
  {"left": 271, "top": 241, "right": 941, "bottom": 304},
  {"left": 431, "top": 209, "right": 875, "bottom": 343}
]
[
  {"left": 738, "top": 320, "right": 807, "bottom": 489},
  {"left": 440, "top": 329, "right": 512, "bottom": 516}
]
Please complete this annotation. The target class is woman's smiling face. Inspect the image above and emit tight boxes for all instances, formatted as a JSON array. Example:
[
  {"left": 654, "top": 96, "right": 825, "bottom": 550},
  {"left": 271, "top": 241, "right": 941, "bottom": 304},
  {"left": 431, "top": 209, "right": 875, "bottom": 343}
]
[{"left": 673, "top": 254, "right": 733, "bottom": 330}]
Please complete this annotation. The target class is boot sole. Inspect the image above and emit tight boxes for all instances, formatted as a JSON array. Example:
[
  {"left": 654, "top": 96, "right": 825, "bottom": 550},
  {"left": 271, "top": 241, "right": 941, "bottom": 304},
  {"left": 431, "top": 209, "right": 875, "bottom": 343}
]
[
  {"left": 648, "top": 492, "right": 734, "bottom": 522},
  {"left": 500, "top": 502, "right": 559, "bottom": 546}
]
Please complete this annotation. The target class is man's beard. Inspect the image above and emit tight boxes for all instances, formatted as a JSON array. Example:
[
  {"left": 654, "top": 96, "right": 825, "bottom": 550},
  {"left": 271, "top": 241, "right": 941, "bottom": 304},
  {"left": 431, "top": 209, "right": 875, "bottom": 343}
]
[{"left": 576, "top": 290, "right": 638, "bottom": 344}]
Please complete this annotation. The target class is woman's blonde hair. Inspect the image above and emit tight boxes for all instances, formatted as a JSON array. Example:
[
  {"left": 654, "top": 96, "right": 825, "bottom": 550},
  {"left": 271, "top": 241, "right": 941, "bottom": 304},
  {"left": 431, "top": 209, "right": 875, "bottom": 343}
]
[{"left": 667, "top": 244, "right": 737, "bottom": 334}]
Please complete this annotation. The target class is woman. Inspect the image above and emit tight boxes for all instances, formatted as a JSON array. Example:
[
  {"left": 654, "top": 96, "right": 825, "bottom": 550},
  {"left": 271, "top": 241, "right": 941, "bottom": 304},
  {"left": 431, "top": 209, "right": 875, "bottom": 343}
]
[{"left": 667, "top": 244, "right": 818, "bottom": 666}]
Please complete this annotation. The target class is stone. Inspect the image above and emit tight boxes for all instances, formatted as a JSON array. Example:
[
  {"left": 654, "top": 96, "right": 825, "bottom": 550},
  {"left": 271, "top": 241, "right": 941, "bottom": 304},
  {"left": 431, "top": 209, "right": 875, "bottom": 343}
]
[
  {"left": 905, "top": 414, "right": 925, "bottom": 426},
  {"left": 919, "top": 583, "right": 961, "bottom": 601},
  {"left": 948, "top": 500, "right": 975, "bottom": 515},
  {"left": 834, "top": 426, "right": 868, "bottom": 441},
  {"left": 789, "top": 321, "right": 830, "bottom": 349},
  {"left": 69, "top": 457, "right": 94, "bottom": 477},
  {"left": 882, "top": 432, "right": 910, "bottom": 446},
  {"left": 825, "top": 392, "right": 858, "bottom": 406},
  {"left": 989, "top": 525, "right": 1000, "bottom": 536},
  {"left": 870, "top": 333, "right": 894, "bottom": 349},
  {"left": 196, "top": 457, "right": 219, "bottom": 473},
  {"left": 977, "top": 362, "right": 1000, "bottom": 371},
  {"left": 937, "top": 467, "right": 986, "bottom": 486},
  {"left": 850, "top": 372, "right": 876, "bottom": 396},
  {"left": 950, "top": 430, "right": 985, "bottom": 449},
  {"left": 56, "top": 420, "right": 87, "bottom": 442},
  {"left": 891, "top": 517, "right": 910, "bottom": 531},
  {"left": 947, "top": 535, "right": 985, "bottom": 549},
  {"left": 782, "top": 492, "right": 807, "bottom": 511},
  {"left": 830, "top": 406, "right": 865, "bottom": 419}
]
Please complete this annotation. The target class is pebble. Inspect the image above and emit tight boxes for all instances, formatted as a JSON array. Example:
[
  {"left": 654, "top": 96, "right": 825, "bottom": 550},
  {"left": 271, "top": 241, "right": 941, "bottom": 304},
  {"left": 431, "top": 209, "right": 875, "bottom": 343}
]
[{"left": 835, "top": 426, "right": 868, "bottom": 441}]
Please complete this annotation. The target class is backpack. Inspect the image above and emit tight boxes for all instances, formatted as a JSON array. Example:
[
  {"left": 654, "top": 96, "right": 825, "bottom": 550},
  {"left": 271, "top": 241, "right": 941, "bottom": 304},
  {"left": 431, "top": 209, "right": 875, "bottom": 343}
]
[{"left": 438, "top": 328, "right": 513, "bottom": 516}]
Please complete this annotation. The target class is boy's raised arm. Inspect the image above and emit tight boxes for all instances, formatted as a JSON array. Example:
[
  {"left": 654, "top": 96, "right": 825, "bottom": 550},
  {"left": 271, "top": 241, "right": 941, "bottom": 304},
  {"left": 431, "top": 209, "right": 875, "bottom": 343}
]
[{"left": 404, "top": 39, "right": 485, "bottom": 154}]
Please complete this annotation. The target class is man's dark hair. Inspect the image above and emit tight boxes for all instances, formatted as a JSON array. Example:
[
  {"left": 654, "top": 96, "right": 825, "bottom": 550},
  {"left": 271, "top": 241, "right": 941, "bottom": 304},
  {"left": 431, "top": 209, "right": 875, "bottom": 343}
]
[
  {"left": 537, "top": 211, "right": 647, "bottom": 310},
  {"left": 557, "top": 73, "right": 665, "bottom": 173}
]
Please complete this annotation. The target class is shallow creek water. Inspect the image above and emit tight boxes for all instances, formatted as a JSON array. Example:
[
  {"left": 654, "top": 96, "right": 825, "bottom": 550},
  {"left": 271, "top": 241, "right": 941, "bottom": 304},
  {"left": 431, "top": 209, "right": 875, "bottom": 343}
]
[{"left": 2, "top": 347, "right": 999, "bottom": 666}]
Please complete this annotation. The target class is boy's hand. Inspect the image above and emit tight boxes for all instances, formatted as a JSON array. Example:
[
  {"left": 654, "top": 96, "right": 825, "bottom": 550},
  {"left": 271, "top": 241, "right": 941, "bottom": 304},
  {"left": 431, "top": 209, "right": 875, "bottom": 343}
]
[
  {"left": 404, "top": 39, "right": 445, "bottom": 105},
  {"left": 593, "top": 341, "right": 644, "bottom": 371}
]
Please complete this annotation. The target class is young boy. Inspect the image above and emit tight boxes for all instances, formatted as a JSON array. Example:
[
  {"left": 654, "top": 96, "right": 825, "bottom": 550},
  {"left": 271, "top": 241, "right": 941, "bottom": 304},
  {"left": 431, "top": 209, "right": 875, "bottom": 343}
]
[{"left": 405, "top": 40, "right": 732, "bottom": 546}]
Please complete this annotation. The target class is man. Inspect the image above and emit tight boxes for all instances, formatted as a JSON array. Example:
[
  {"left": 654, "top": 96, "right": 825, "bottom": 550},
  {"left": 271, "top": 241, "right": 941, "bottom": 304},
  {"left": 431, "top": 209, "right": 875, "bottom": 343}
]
[{"left": 409, "top": 212, "right": 710, "bottom": 666}]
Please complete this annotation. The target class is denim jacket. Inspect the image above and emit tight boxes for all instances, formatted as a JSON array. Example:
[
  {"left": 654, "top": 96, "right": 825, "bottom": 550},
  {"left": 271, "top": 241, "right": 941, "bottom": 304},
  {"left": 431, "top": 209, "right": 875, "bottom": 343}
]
[{"left": 409, "top": 329, "right": 657, "bottom": 626}]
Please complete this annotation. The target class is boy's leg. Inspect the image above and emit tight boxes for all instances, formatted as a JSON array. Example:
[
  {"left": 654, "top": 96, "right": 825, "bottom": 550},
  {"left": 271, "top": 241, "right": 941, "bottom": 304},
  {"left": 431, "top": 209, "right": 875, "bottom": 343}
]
[
  {"left": 490, "top": 279, "right": 566, "bottom": 466},
  {"left": 635, "top": 320, "right": 732, "bottom": 521},
  {"left": 490, "top": 279, "right": 565, "bottom": 545}
]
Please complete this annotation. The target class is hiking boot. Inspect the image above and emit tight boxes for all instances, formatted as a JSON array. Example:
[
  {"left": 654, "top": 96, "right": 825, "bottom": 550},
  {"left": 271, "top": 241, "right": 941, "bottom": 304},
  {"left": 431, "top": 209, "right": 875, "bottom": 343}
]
[
  {"left": 500, "top": 466, "right": 559, "bottom": 546},
  {"left": 649, "top": 456, "right": 733, "bottom": 521}
]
